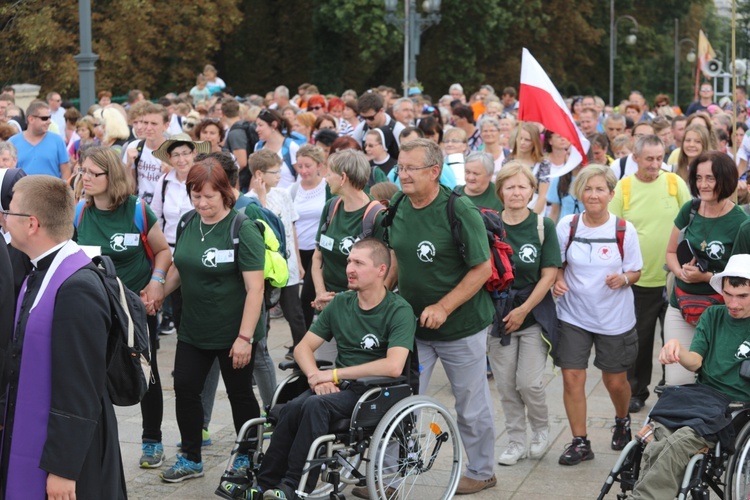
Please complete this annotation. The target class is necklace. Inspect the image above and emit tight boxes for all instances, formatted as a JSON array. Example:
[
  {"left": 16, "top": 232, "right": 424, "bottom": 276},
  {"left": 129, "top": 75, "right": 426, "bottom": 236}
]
[
  {"left": 199, "top": 220, "right": 218, "bottom": 242},
  {"left": 699, "top": 200, "right": 727, "bottom": 251}
]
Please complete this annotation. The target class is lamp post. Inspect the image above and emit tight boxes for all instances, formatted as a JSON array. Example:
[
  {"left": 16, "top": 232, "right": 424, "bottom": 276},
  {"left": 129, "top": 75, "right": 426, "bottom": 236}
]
[
  {"left": 384, "top": 0, "right": 442, "bottom": 96},
  {"left": 674, "top": 19, "right": 697, "bottom": 108},
  {"left": 74, "top": 0, "right": 99, "bottom": 111},
  {"left": 609, "top": 0, "right": 639, "bottom": 106}
]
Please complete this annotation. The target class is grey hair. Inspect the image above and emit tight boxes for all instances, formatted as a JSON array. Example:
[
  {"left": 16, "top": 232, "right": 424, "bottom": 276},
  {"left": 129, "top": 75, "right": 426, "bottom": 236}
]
[
  {"left": 572, "top": 164, "right": 618, "bottom": 200},
  {"left": 399, "top": 138, "right": 444, "bottom": 174},
  {"left": 449, "top": 83, "right": 464, "bottom": 94},
  {"left": 606, "top": 113, "right": 626, "bottom": 127},
  {"left": 274, "top": 86, "right": 289, "bottom": 99},
  {"left": 393, "top": 97, "right": 413, "bottom": 112},
  {"left": 0, "top": 141, "right": 18, "bottom": 161},
  {"left": 480, "top": 84, "right": 495, "bottom": 94},
  {"left": 633, "top": 134, "right": 665, "bottom": 157},
  {"left": 327, "top": 149, "right": 372, "bottom": 191},
  {"left": 466, "top": 152, "right": 495, "bottom": 176},
  {"left": 478, "top": 116, "right": 501, "bottom": 132}
]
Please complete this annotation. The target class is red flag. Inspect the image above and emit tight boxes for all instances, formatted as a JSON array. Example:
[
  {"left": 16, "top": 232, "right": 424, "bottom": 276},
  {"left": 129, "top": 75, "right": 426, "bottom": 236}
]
[{"left": 519, "top": 48, "right": 590, "bottom": 177}]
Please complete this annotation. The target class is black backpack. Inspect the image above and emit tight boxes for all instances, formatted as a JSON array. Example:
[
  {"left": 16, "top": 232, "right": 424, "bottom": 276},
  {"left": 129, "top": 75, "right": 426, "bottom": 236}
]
[
  {"left": 92, "top": 255, "right": 151, "bottom": 406},
  {"left": 228, "top": 121, "right": 259, "bottom": 192}
]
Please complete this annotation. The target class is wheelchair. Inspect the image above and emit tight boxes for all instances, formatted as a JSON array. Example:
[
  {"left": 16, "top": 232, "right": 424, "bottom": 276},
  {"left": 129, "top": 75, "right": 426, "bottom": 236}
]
[
  {"left": 215, "top": 359, "right": 463, "bottom": 500},
  {"left": 598, "top": 402, "right": 750, "bottom": 499}
]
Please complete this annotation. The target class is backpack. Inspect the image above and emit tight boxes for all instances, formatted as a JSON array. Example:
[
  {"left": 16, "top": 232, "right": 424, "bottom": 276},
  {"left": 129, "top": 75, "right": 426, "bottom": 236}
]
[
  {"left": 75, "top": 198, "right": 154, "bottom": 269},
  {"left": 255, "top": 135, "right": 304, "bottom": 180},
  {"left": 620, "top": 171, "right": 679, "bottom": 210},
  {"left": 616, "top": 156, "right": 628, "bottom": 180},
  {"left": 91, "top": 255, "right": 151, "bottom": 407},
  {"left": 564, "top": 213, "right": 626, "bottom": 261},
  {"left": 132, "top": 140, "right": 146, "bottom": 194},
  {"left": 229, "top": 120, "right": 260, "bottom": 153},
  {"left": 319, "top": 196, "right": 386, "bottom": 241},
  {"left": 244, "top": 197, "right": 289, "bottom": 259}
]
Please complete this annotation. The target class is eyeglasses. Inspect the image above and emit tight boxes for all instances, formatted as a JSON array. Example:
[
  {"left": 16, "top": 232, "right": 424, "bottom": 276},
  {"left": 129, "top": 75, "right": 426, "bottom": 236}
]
[
  {"left": 360, "top": 113, "right": 378, "bottom": 122},
  {"left": 169, "top": 151, "right": 194, "bottom": 159},
  {"left": 0, "top": 209, "right": 32, "bottom": 220},
  {"left": 32, "top": 115, "right": 51, "bottom": 121},
  {"left": 263, "top": 170, "right": 281, "bottom": 175},
  {"left": 700, "top": 88, "right": 712, "bottom": 93},
  {"left": 309, "top": 106, "right": 323, "bottom": 111},
  {"left": 444, "top": 139, "right": 466, "bottom": 144},
  {"left": 78, "top": 168, "right": 107, "bottom": 177},
  {"left": 394, "top": 164, "right": 435, "bottom": 175}
]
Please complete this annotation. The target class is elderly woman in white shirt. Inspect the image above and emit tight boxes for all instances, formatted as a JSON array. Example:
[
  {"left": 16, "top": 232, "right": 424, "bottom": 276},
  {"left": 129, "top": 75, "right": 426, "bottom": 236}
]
[{"left": 552, "top": 165, "right": 643, "bottom": 466}]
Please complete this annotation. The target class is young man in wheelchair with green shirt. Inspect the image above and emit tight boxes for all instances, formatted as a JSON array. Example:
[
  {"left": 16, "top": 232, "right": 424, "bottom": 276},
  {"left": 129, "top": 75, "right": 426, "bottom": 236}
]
[
  {"left": 611, "top": 254, "right": 750, "bottom": 500},
  {"left": 250, "top": 238, "right": 416, "bottom": 500}
]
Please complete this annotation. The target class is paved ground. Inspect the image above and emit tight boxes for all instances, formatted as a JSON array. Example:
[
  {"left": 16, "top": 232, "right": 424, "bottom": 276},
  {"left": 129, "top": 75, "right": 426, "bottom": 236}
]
[{"left": 118, "top": 318, "right": 666, "bottom": 499}]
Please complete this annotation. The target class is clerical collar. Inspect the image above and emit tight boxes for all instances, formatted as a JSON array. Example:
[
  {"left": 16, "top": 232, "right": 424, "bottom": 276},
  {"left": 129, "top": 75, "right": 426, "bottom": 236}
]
[{"left": 31, "top": 240, "right": 68, "bottom": 270}]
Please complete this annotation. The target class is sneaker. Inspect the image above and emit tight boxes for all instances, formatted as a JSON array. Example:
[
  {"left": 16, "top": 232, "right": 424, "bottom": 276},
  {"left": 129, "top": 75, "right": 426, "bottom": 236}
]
[
  {"left": 159, "top": 320, "right": 176, "bottom": 335},
  {"left": 176, "top": 428, "right": 212, "bottom": 449},
  {"left": 269, "top": 304, "right": 284, "bottom": 319},
  {"left": 262, "top": 484, "right": 295, "bottom": 499},
  {"left": 559, "top": 436, "right": 594, "bottom": 466},
  {"left": 455, "top": 474, "right": 497, "bottom": 495},
  {"left": 139, "top": 441, "right": 164, "bottom": 468},
  {"left": 529, "top": 428, "right": 549, "bottom": 458},
  {"left": 284, "top": 348, "right": 294, "bottom": 361},
  {"left": 612, "top": 415, "right": 632, "bottom": 450},
  {"left": 160, "top": 454, "right": 204, "bottom": 482},
  {"left": 231, "top": 454, "right": 251, "bottom": 476},
  {"left": 497, "top": 441, "right": 527, "bottom": 466},
  {"left": 216, "top": 481, "right": 260, "bottom": 500},
  {"left": 628, "top": 397, "right": 645, "bottom": 413}
]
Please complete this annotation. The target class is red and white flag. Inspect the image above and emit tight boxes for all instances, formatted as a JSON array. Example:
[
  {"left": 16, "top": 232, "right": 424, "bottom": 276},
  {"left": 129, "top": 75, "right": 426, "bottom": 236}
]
[{"left": 519, "top": 48, "right": 589, "bottom": 177}]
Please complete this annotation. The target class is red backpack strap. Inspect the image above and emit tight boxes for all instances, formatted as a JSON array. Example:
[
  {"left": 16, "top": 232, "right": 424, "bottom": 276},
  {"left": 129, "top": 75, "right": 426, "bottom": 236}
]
[
  {"left": 565, "top": 213, "right": 580, "bottom": 259},
  {"left": 359, "top": 200, "right": 386, "bottom": 240},
  {"left": 320, "top": 196, "right": 343, "bottom": 235},
  {"left": 615, "top": 216, "right": 626, "bottom": 260}
]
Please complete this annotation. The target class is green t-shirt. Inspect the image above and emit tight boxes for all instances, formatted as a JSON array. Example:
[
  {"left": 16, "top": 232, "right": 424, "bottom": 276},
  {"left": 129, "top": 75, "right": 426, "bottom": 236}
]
[
  {"left": 610, "top": 172, "right": 692, "bottom": 287},
  {"left": 387, "top": 185, "right": 494, "bottom": 341},
  {"left": 366, "top": 168, "right": 388, "bottom": 196},
  {"left": 74, "top": 195, "right": 156, "bottom": 292},
  {"left": 670, "top": 202, "right": 748, "bottom": 307},
  {"left": 173, "top": 210, "right": 266, "bottom": 349},
  {"left": 503, "top": 210, "right": 562, "bottom": 331},
  {"left": 310, "top": 290, "right": 415, "bottom": 369},
  {"left": 732, "top": 219, "right": 750, "bottom": 256},
  {"left": 691, "top": 305, "right": 750, "bottom": 402},
  {"left": 315, "top": 198, "right": 386, "bottom": 292},
  {"left": 456, "top": 184, "right": 504, "bottom": 212}
]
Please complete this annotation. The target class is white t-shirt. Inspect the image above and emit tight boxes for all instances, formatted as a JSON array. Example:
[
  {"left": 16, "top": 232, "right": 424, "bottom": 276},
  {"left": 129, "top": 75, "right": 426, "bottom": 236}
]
[
  {"left": 247, "top": 188, "right": 301, "bottom": 286},
  {"left": 737, "top": 133, "right": 750, "bottom": 164},
  {"left": 555, "top": 213, "right": 643, "bottom": 335},
  {"left": 610, "top": 153, "right": 672, "bottom": 179},
  {"left": 291, "top": 179, "right": 327, "bottom": 251},
  {"left": 123, "top": 140, "right": 163, "bottom": 204},
  {"left": 150, "top": 171, "right": 192, "bottom": 248}
]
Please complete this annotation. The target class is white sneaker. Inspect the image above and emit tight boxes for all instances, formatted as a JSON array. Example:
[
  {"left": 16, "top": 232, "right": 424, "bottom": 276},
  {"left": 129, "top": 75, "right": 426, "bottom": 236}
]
[
  {"left": 529, "top": 429, "right": 549, "bottom": 458},
  {"left": 498, "top": 441, "right": 527, "bottom": 466}
]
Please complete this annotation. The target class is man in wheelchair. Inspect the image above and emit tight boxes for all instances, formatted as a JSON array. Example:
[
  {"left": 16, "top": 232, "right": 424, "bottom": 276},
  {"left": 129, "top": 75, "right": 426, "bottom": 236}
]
[
  {"left": 253, "top": 238, "right": 416, "bottom": 500},
  {"left": 623, "top": 254, "right": 750, "bottom": 499}
]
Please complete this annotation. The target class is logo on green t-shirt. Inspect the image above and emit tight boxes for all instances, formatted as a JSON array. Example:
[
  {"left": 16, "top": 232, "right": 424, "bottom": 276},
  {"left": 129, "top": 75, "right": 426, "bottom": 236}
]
[
  {"left": 202, "top": 248, "right": 218, "bottom": 268},
  {"left": 736, "top": 341, "right": 750, "bottom": 360},
  {"left": 110, "top": 233, "right": 127, "bottom": 252},
  {"left": 519, "top": 243, "right": 538, "bottom": 263},
  {"left": 417, "top": 241, "right": 436, "bottom": 263},
  {"left": 339, "top": 236, "right": 356, "bottom": 255},
  {"left": 706, "top": 241, "right": 725, "bottom": 260},
  {"left": 360, "top": 333, "right": 380, "bottom": 350}
]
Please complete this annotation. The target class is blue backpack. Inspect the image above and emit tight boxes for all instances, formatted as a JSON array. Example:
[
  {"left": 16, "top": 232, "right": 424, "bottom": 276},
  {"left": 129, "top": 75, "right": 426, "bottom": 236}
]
[
  {"left": 244, "top": 197, "right": 288, "bottom": 260},
  {"left": 255, "top": 133, "right": 307, "bottom": 179}
]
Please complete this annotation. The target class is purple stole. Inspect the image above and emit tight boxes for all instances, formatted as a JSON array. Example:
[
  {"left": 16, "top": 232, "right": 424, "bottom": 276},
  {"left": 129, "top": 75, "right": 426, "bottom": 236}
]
[{"left": 3, "top": 249, "right": 90, "bottom": 499}]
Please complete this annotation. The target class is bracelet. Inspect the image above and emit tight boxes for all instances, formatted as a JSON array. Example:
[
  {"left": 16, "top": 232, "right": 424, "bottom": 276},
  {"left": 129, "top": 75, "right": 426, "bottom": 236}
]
[
  {"left": 332, "top": 369, "right": 340, "bottom": 385},
  {"left": 153, "top": 269, "right": 166, "bottom": 276},
  {"left": 237, "top": 334, "right": 252, "bottom": 343},
  {"left": 623, "top": 274, "right": 629, "bottom": 286},
  {"left": 151, "top": 275, "right": 165, "bottom": 285}
]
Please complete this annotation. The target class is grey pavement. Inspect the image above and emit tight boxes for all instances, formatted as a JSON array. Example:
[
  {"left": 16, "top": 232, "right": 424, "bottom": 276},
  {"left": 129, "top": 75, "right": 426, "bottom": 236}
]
[{"left": 118, "top": 318, "right": 666, "bottom": 499}]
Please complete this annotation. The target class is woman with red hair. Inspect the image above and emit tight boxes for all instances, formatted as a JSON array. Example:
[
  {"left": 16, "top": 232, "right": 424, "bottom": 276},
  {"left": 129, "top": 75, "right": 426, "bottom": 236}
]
[{"left": 307, "top": 95, "right": 327, "bottom": 118}]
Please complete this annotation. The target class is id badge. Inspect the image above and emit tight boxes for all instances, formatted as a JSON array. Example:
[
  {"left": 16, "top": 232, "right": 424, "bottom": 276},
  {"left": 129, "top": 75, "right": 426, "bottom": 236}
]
[
  {"left": 319, "top": 234, "right": 334, "bottom": 251},
  {"left": 123, "top": 233, "right": 140, "bottom": 246},
  {"left": 215, "top": 249, "right": 235, "bottom": 263}
]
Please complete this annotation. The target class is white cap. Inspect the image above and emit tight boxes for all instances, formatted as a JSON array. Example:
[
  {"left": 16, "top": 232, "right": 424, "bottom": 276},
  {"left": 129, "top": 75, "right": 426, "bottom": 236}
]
[{"left": 709, "top": 254, "right": 750, "bottom": 294}]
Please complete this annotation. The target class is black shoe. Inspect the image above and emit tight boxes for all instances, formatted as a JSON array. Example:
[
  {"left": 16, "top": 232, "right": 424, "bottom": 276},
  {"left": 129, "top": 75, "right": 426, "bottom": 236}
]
[
  {"left": 654, "top": 384, "right": 666, "bottom": 396},
  {"left": 559, "top": 436, "right": 594, "bottom": 466},
  {"left": 612, "top": 415, "right": 632, "bottom": 450},
  {"left": 628, "top": 398, "right": 645, "bottom": 413}
]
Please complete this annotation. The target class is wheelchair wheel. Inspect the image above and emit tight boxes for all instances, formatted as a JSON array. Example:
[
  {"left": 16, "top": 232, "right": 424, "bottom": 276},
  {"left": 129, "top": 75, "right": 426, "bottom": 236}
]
[
  {"left": 366, "top": 396, "right": 462, "bottom": 500},
  {"left": 725, "top": 419, "right": 750, "bottom": 500}
]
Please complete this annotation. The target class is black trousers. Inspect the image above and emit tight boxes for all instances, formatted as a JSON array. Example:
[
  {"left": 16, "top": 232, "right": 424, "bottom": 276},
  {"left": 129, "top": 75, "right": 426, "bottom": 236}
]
[
  {"left": 279, "top": 283, "right": 307, "bottom": 347},
  {"left": 628, "top": 285, "right": 667, "bottom": 403},
  {"left": 173, "top": 340, "right": 259, "bottom": 463},
  {"left": 141, "top": 314, "right": 162, "bottom": 442},
  {"left": 299, "top": 249, "right": 316, "bottom": 330}
]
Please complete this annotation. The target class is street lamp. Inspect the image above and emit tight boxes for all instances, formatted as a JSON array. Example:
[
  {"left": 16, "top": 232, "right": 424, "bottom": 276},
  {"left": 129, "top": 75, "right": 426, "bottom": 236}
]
[
  {"left": 74, "top": 0, "right": 99, "bottom": 111},
  {"left": 384, "top": 0, "right": 442, "bottom": 96},
  {"left": 674, "top": 19, "right": 697, "bottom": 107},
  {"left": 609, "top": 0, "right": 639, "bottom": 106}
]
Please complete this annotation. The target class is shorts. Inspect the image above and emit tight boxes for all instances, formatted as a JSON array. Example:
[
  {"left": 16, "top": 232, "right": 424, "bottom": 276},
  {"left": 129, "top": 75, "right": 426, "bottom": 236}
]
[{"left": 555, "top": 321, "right": 638, "bottom": 373}]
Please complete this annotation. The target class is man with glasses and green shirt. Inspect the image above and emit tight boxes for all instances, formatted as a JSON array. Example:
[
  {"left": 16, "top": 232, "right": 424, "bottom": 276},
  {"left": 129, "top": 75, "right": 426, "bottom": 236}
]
[
  {"left": 8, "top": 100, "right": 70, "bottom": 179},
  {"left": 351, "top": 92, "right": 405, "bottom": 149}
]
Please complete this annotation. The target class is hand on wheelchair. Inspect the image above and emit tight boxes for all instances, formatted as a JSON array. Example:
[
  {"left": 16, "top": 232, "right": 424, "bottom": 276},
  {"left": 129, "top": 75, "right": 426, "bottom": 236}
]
[{"left": 313, "top": 381, "right": 340, "bottom": 395}]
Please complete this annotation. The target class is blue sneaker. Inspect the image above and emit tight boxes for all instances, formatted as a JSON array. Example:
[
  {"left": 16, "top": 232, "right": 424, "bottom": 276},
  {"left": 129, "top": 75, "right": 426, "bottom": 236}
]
[
  {"left": 176, "top": 428, "right": 212, "bottom": 449},
  {"left": 160, "top": 455, "right": 204, "bottom": 482},
  {"left": 231, "top": 453, "right": 251, "bottom": 476},
  {"left": 139, "top": 441, "right": 164, "bottom": 468}
]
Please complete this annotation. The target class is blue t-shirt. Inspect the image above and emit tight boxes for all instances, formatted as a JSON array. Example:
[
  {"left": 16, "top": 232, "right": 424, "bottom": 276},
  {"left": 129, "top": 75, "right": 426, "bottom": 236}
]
[
  {"left": 9, "top": 132, "right": 69, "bottom": 177},
  {"left": 387, "top": 164, "right": 457, "bottom": 189},
  {"left": 547, "top": 175, "right": 581, "bottom": 219}
]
